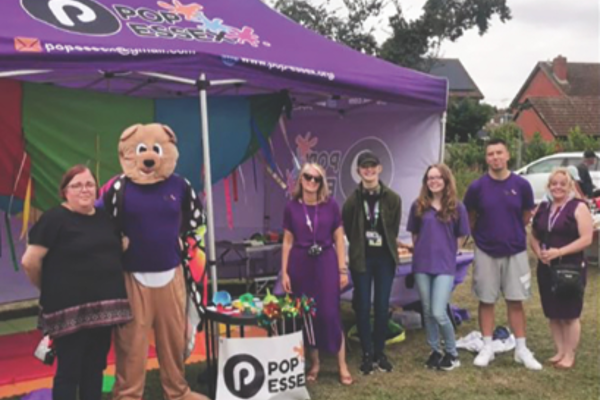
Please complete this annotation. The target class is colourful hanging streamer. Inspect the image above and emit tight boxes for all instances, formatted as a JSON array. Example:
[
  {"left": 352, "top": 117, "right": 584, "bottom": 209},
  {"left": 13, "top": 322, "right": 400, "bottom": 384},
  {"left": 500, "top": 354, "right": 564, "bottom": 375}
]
[
  {"left": 4, "top": 213, "right": 19, "bottom": 271},
  {"left": 251, "top": 117, "right": 284, "bottom": 182},
  {"left": 252, "top": 156, "right": 258, "bottom": 192},
  {"left": 231, "top": 169, "right": 239, "bottom": 202},
  {"left": 223, "top": 176, "right": 234, "bottom": 229},
  {"left": 255, "top": 152, "right": 287, "bottom": 190},
  {"left": 279, "top": 117, "right": 301, "bottom": 170},
  {"left": 20, "top": 177, "right": 32, "bottom": 240},
  {"left": 237, "top": 165, "right": 248, "bottom": 204}
]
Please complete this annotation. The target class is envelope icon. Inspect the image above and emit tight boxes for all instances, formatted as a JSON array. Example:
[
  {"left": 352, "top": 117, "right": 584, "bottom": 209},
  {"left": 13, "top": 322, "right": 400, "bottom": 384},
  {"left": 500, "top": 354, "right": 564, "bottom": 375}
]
[{"left": 14, "top": 37, "right": 42, "bottom": 53}]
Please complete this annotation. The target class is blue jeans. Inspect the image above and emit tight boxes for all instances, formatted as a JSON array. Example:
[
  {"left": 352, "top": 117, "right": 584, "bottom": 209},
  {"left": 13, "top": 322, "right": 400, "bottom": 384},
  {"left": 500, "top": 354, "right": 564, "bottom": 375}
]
[
  {"left": 414, "top": 273, "right": 457, "bottom": 356},
  {"left": 351, "top": 254, "right": 396, "bottom": 356}
]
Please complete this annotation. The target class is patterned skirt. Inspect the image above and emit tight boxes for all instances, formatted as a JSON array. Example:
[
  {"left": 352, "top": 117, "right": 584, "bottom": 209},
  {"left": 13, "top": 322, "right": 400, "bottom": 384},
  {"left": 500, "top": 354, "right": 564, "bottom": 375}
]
[{"left": 39, "top": 299, "right": 132, "bottom": 338}]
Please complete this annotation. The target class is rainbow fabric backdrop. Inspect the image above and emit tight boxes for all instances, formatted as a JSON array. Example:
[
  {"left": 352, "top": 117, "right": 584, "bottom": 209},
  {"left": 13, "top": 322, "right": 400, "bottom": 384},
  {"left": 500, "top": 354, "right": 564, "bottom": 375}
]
[{"left": 0, "top": 79, "right": 287, "bottom": 215}]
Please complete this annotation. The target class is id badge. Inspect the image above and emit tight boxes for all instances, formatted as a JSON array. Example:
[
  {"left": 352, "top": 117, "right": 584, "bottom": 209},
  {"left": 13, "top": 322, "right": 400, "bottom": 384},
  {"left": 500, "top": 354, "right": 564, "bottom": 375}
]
[{"left": 366, "top": 230, "right": 383, "bottom": 247}]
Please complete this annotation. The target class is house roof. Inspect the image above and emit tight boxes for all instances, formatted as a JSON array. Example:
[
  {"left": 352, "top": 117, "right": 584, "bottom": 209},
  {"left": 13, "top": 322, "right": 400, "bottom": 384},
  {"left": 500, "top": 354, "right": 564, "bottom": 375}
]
[
  {"left": 539, "top": 62, "right": 600, "bottom": 96},
  {"left": 511, "top": 60, "right": 600, "bottom": 107},
  {"left": 526, "top": 97, "right": 600, "bottom": 137},
  {"left": 428, "top": 59, "right": 483, "bottom": 99}
]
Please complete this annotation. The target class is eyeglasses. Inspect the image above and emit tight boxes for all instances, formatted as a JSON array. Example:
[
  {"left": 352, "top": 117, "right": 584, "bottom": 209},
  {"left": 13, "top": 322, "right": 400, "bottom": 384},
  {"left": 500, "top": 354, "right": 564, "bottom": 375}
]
[
  {"left": 303, "top": 173, "right": 323, "bottom": 184},
  {"left": 427, "top": 176, "right": 444, "bottom": 182},
  {"left": 67, "top": 182, "right": 96, "bottom": 192}
]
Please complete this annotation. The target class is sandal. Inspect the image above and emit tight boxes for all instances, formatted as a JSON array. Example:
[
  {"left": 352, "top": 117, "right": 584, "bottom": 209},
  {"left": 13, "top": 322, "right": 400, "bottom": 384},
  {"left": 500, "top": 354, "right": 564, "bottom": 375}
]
[
  {"left": 306, "top": 368, "right": 319, "bottom": 383},
  {"left": 339, "top": 372, "right": 353, "bottom": 386}
]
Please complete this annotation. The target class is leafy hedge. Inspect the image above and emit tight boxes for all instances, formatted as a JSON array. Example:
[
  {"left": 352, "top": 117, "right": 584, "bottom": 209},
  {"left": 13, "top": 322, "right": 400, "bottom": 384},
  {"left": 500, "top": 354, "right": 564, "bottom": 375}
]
[{"left": 445, "top": 124, "right": 599, "bottom": 198}]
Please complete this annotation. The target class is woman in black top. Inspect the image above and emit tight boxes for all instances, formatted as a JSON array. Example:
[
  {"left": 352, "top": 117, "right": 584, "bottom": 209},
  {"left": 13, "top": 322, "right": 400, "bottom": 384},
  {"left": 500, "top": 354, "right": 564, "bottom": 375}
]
[{"left": 22, "top": 165, "right": 132, "bottom": 400}]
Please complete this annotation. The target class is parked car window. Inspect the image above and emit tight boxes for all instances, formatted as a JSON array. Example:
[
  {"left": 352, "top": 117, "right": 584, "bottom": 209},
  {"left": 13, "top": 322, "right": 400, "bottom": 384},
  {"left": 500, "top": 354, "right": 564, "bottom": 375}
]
[
  {"left": 566, "top": 156, "right": 600, "bottom": 171},
  {"left": 527, "top": 158, "right": 563, "bottom": 174},
  {"left": 565, "top": 157, "right": 583, "bottom": 167}
]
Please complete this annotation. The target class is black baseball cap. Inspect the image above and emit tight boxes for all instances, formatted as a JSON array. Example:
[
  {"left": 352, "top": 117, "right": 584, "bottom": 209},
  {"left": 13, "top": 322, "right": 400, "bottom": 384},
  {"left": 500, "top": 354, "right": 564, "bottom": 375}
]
[
  {"left": 357, "top": 152, "right": 380, "bottom": 167},
  {"left": 583, "top": 150, "right": 597, "bottom": 159}
]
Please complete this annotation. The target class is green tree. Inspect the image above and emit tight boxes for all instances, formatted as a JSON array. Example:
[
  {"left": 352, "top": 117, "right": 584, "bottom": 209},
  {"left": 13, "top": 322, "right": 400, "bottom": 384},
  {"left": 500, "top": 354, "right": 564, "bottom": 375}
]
[
  {"left": 446, "top": 98, "right": 495, "bottom": 142},
  {"left": 558, "top": 126, "right": 600, "bottom": 152},
  {"left": 523, "top": 132, "right": 556, "bottom": 165},
  {"left": 271, "top": 0, "right": 511, "bottom": 70}
]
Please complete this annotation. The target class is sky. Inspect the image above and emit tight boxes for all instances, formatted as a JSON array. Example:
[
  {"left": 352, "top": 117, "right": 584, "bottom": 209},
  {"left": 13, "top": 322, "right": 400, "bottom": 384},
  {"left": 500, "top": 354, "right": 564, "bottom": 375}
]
[{"left": 367, "top": 0, "right": 600, "bottom": 108}]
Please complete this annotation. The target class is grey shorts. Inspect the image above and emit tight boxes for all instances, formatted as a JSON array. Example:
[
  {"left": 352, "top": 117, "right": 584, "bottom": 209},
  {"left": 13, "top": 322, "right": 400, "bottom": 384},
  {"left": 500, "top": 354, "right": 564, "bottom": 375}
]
[{"left": 473, "top": 247, "right": 531, "bottom": 303}]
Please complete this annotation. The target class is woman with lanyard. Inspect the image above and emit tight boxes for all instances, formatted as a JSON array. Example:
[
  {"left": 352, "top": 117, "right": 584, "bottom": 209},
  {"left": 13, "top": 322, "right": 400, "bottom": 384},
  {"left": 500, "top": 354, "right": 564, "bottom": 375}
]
[
  {"left": 281, "top": 163, "right": 352, "bottom": 385},
  {"left": 342, "top": 152, "right": 402, "bottom": 375},
  {"left": 531, "top": 168, "right": 592, "bottom": 369}
]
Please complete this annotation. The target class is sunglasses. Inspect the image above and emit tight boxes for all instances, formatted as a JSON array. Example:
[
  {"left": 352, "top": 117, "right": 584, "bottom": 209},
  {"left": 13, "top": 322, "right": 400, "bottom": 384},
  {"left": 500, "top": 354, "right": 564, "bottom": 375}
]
[{"left": 303, "top": 173, "right": 323, "bottom": 184}]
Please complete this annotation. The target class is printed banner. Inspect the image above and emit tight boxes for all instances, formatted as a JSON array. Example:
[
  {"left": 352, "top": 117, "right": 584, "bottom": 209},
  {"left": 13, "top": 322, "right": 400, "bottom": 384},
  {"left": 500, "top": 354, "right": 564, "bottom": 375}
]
[
  {"left": 216, "top": 331, "right": 309, "bottom": 400},
  {"left": 267, "top": 102, "right": 443, "bottom": 235}
]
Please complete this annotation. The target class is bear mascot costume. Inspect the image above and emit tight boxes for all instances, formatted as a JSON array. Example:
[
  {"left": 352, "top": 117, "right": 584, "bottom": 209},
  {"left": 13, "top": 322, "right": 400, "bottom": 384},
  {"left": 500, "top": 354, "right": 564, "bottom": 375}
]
[{"left": 101, "top": 123, "right": 208, "bottom": 400}]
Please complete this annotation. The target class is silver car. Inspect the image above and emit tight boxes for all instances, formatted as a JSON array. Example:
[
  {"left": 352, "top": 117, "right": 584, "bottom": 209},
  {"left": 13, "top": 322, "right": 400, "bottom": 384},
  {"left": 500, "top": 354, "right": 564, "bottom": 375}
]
[{"left": 515, "top": 152, "right": 600, "bottom": 203}]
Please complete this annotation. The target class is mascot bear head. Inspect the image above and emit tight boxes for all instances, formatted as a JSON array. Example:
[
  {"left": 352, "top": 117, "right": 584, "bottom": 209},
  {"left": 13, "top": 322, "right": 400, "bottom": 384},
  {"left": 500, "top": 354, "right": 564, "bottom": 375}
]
[{"left": 118, "top": 123, "right": 178, "bottom": 185}]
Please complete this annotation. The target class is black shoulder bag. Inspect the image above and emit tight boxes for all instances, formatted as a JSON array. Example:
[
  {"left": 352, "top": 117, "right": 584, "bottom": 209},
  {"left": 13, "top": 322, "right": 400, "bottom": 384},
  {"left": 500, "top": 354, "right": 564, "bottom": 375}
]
[{"left": 543, "top": 208, "right": 584, "bottom": 299}]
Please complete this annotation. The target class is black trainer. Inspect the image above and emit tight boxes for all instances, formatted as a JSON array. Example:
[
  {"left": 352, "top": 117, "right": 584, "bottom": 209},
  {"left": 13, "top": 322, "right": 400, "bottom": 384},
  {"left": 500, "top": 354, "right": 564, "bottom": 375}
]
[
  {"left": 375, "top": 353, "right": 393, "bottom": 372},
  {"left": 425, "top": 351, "right": 443, "bottom": 369},
  {"left": 359, "top": 353, "right": 374, "bottom": 375},
  {"left": 439, "top": 353, "right": 461, "bottom": 371}
]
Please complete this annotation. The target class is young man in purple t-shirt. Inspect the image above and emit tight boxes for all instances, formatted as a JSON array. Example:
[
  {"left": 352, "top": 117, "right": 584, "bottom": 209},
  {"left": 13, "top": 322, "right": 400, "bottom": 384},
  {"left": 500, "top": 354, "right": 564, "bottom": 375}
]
[{"left": 464, "top": 138, "right": 542, "bottom": 370}]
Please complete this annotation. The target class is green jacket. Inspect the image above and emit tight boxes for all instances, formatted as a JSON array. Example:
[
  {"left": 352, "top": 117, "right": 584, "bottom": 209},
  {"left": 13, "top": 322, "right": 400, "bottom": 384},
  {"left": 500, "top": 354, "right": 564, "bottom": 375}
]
[{"left": 342, "top": 183, "right": 401, "bottom": 273}]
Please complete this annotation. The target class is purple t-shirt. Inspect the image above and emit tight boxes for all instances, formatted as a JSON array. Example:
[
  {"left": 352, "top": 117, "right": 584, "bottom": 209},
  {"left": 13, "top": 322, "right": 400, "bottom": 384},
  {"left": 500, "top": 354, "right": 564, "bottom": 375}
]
[
  {"left": 121, "top": 175, "right": 189, "bottom": 272},
  {"left": 463, "top": 173, "right": 535, "bottom": 257},
  {"left": 406, "top": 201, "right": 470, "bottom": 275},
  {"left": 283, "top": 198, "right": 342, "bottom": 248}
]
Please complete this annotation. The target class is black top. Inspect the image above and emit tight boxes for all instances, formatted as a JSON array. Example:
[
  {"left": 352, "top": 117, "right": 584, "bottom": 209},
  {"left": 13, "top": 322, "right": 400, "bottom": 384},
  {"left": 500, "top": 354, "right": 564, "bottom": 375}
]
[
  {"left": 363, "top": 190, "right": 388, "bottom": 258},
  {"left": 29, "top": 206, "right": 128, "bottom": 314},
  {"left": 577, "top": 163, "right": 594, "bottom": 198}
]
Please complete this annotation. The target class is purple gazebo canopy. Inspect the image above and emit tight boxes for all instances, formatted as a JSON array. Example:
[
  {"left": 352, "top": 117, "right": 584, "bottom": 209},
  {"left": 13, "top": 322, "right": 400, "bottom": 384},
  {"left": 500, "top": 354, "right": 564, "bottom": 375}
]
[{"left": 0, "top": 0, "right": 447, "bottom": 109}]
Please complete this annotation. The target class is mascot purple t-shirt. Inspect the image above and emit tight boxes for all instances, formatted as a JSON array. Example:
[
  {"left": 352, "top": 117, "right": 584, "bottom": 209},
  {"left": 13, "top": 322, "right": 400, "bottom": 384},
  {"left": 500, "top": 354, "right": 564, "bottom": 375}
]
[{"left": 121, "top": 175, "right": 192, "bottom": 272}]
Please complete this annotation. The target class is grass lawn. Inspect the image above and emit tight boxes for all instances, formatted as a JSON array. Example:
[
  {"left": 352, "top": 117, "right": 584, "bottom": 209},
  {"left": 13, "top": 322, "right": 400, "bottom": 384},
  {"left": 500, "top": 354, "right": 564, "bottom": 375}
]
[{"left": 3, "top": 257, "right": 599, "bottom": 400}]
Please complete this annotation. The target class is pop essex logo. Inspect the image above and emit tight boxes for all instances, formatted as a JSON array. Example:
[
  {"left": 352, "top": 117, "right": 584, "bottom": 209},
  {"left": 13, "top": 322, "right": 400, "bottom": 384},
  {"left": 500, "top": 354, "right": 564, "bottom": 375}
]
[
  {"left": 223, "top": 354, "right": 265, "bottom": 399},
  {"left": 21, "top": 0, "right": 121, "bottom": 36},
  {"left": 20, "top": 0, "right": 265, "bottom": 47}
]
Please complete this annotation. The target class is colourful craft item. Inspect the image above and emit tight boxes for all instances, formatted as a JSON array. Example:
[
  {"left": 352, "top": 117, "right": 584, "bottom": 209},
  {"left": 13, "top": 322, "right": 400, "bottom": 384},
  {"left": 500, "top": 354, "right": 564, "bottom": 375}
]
[
  {"left": 279, "top": 294, "right": 298, "bottom": 318},
  {"left": 238, "top": 293, "right": 258, "bottom": 315},
  {"left": 262, "top": 288, "right": 278, "bottom": 305},
  {"left": 185, "top": 232, "right": 206, "bottom": 283},
  {"left": 216, "top": 304, "right": 239, "bottom": 315},
  {"left": 262, "top": 302, "right": 282, "bottom": 320},
  {"left": 212, "top": 290, "right": 232, "bottom": 306},
  {"left": 102, "top": 374, "right": 116, "bottom": 393}
]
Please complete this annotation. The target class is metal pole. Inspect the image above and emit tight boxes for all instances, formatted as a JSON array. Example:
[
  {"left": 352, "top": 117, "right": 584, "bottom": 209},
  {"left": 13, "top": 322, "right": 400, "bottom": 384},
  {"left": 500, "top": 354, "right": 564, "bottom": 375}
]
[
  {"left": 439, "top": 111, "right": 447, "bottom": 162},
  {"left": 198, "top": 73, "right": 218, "bottom": 295},
  {"left": 439, "top": 78, "right": 450, "bottom": 163}
]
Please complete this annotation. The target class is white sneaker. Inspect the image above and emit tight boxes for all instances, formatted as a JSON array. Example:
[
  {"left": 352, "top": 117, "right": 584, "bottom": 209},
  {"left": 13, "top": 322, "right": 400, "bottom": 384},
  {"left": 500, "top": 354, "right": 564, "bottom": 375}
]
[
  {"left": 514, "top": 348, "right": 543, "bottom": 370},
  {"left": 473, "top": 346, "right": 495, "bottom": 367}
]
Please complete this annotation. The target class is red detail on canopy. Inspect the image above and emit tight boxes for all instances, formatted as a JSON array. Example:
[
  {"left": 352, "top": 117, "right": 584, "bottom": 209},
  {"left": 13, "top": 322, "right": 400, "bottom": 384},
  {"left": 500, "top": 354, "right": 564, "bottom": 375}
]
[{"left": 0, "top": 79, "right": 31, "bottom": 199}]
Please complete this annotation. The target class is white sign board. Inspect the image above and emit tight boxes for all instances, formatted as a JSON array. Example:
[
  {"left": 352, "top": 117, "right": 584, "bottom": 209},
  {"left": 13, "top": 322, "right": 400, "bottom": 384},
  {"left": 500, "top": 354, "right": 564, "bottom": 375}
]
[{"left": 216, "top": 331, "right": 310, "bottom": 400}]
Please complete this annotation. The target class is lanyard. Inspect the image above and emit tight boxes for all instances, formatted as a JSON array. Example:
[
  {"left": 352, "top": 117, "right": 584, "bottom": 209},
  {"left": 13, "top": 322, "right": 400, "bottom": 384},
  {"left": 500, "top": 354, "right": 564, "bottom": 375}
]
[
  {"left": 363, "top": 200, "right": 379, "bottom": 230},
  {"left": 547, "top": 203, "right": 566, "bottom": 232},
  {"left": 301, "top": 201, "right": 319, "bottom": 242}
]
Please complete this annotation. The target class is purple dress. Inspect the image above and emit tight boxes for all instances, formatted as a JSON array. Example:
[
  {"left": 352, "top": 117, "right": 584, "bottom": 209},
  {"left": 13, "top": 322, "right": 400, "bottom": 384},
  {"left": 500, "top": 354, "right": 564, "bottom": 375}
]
[
  {"left": 283, "top": 198, "right": 343, "bottom": 353},
  {"left": 532, "top": 198, "right": 587, "bottom": 319}
]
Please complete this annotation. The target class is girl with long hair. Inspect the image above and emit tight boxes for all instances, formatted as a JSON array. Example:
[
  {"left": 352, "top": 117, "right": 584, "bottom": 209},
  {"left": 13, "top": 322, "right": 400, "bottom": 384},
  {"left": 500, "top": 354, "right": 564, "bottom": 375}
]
[{"left": 406, "top": 164, "right": 470, "bottom": 370}]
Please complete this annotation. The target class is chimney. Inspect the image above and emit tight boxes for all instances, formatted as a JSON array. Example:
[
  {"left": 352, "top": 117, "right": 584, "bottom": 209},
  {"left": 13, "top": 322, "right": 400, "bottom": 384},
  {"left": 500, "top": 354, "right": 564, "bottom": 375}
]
[{"left": 552, "top": 55, "right": 567, "bottom": 81}]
